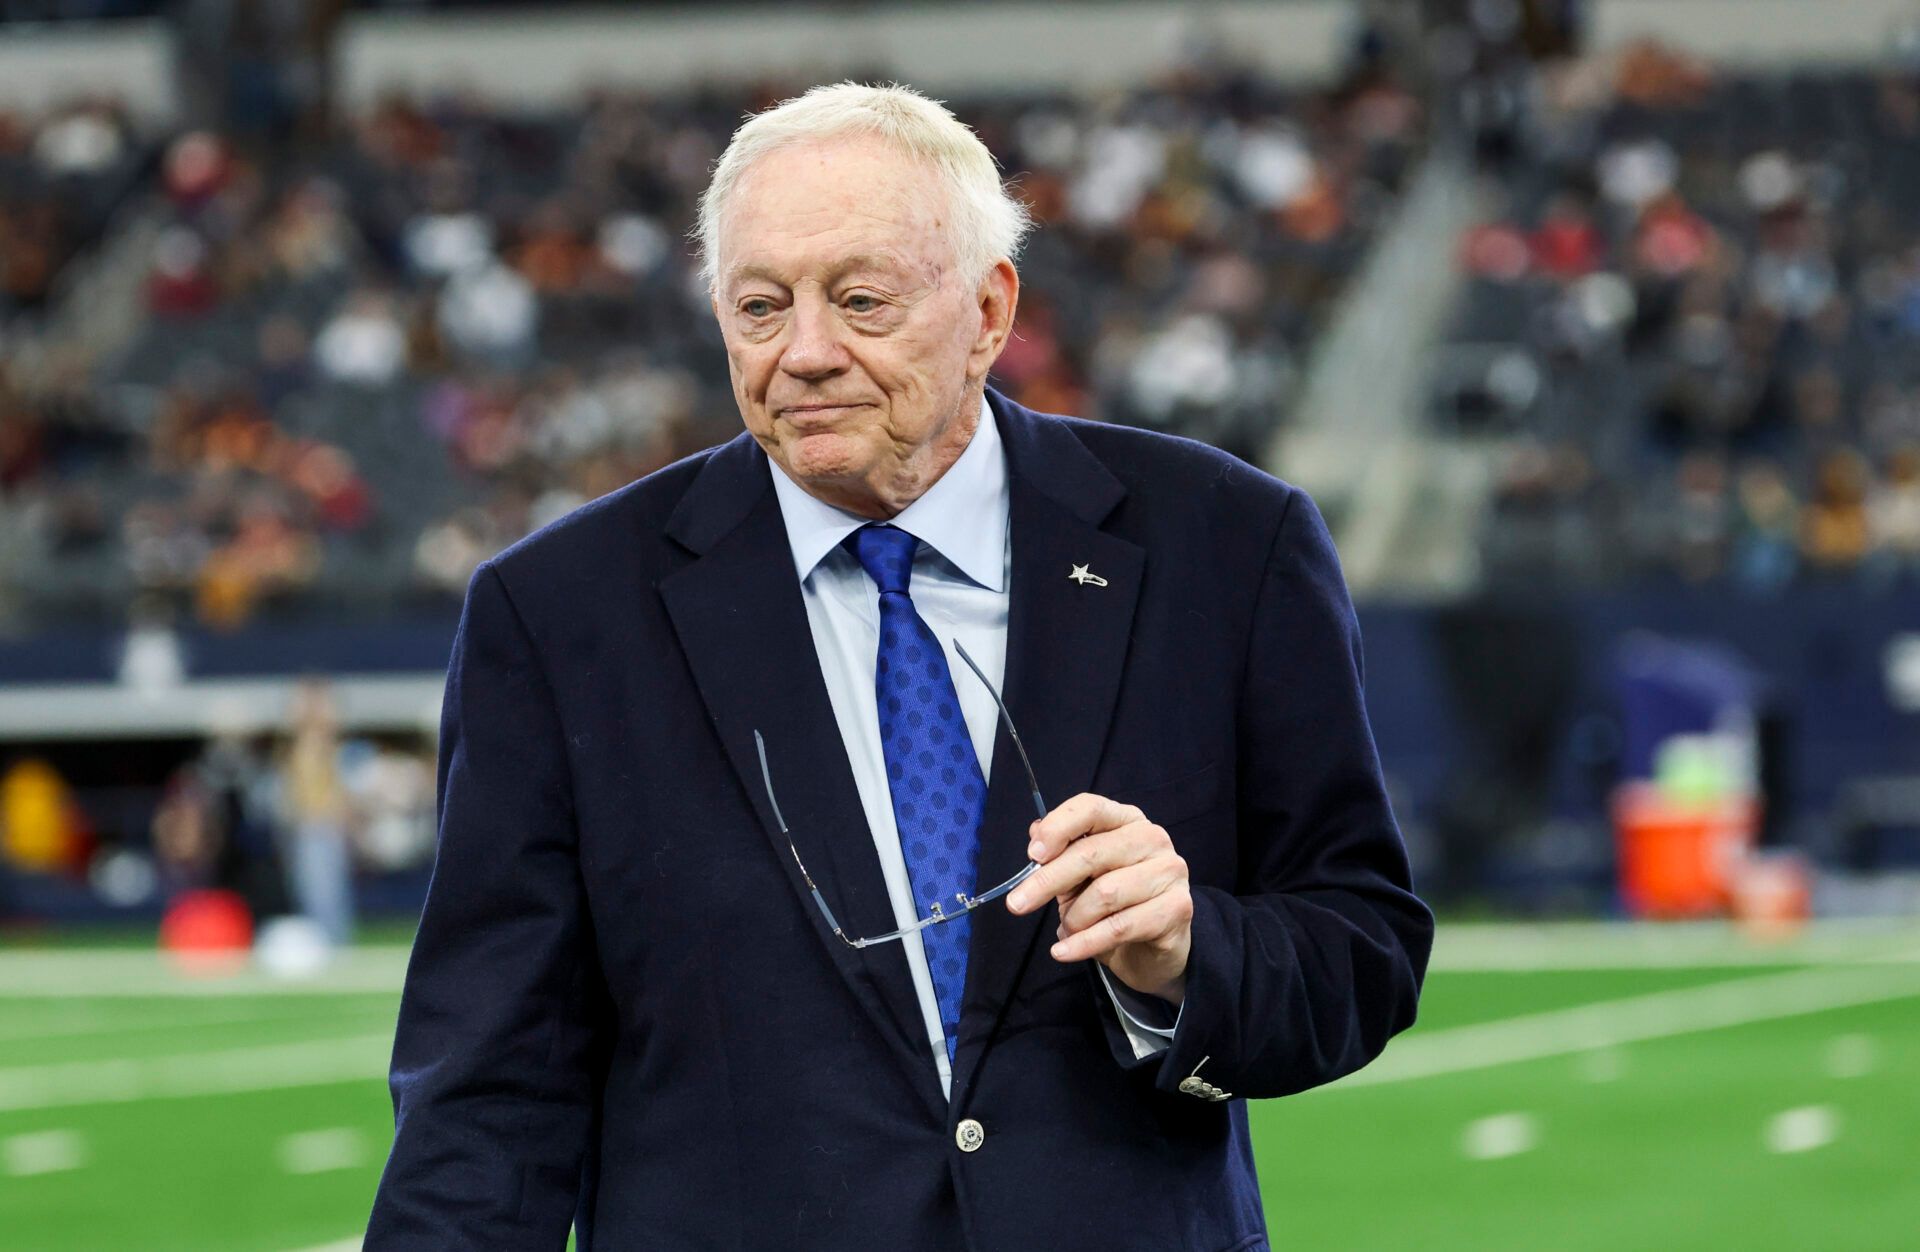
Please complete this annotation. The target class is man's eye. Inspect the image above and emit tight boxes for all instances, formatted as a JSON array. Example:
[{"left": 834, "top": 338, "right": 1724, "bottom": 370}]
[
  {"left": 844, "top": 294, "right": 881, "bottom": 314},
  {"left": 741, "top": 298, "right": 774, "bottom": 318}
]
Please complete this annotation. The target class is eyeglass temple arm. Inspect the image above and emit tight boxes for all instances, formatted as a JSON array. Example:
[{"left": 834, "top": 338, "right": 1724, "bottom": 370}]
[
  {"left": 753, "top": 729, "right": 855, "bottom": 945},
  {"left": 756, "top": 643, "right": 1045, "bottom": 951},
  {"left": 758, "top": 728, "right": 994, "bottom": 951},
  {"left": 951, "top": 639, "right": 1049, "bottom": 822}
]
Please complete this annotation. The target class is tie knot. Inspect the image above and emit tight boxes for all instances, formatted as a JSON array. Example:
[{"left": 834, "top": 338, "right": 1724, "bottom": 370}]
[{"left": 845, "top": 524, "right": 919, "bottom": 595}]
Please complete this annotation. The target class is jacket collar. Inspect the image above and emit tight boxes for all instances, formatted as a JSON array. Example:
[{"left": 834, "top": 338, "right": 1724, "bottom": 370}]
[{"left": 663, "top": 387, "right": 1125, "bottom": 559}]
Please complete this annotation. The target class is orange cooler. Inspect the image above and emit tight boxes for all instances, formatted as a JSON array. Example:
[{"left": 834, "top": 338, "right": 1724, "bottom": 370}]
[{"left": 1612, "top": 782, "right": 1760, "bottom": 917}]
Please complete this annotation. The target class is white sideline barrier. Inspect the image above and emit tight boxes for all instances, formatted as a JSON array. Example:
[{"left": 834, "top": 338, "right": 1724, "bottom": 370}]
[{"left": 0, "top": 673, "right": 444, "bottom": 741}]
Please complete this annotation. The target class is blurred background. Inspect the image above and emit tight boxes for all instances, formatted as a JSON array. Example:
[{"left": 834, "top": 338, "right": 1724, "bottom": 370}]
[{"left": 0, "top": 0, "right": 1916, "bottom": 1248}]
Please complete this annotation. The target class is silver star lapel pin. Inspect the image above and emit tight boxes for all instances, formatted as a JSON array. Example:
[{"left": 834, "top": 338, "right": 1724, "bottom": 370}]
[{"left": 1068, "top": 563, "right": 1109, "bottom": 587}]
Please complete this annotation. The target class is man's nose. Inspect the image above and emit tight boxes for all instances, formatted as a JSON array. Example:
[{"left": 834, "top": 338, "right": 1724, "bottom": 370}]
[{"left": 779, "top": 295, "right": 849, "bottom": 380}]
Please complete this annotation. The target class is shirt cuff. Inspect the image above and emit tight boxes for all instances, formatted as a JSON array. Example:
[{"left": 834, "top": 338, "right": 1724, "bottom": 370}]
[{"left": 1095, "top": 964, "right": 1180, "bottom": 1060}]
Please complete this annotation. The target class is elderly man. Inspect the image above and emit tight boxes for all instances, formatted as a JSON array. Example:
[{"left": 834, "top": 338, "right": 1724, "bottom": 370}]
[{"left": 367, "top": 83, "right": 1430, "bottom": 1251}]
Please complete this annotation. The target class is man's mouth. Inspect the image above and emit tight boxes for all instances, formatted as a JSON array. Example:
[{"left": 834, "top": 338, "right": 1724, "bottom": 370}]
[{"left": 779, "top": 403, "right": 865, "bottom": 424}]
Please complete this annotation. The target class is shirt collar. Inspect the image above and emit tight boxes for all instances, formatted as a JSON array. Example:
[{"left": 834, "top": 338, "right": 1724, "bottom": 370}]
[{"left": 768, "top": 394, "right": 1008, "bottom": 592}]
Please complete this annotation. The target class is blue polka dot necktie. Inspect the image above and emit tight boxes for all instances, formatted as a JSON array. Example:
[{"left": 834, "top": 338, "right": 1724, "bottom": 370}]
[{"left": 845, "top": 524, "right": 986, "bottom": 1065}]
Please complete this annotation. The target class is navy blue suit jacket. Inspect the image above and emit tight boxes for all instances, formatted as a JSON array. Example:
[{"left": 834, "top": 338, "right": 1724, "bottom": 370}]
[{"left": 366, "top": 390, "right": 1432, "bottom": 1251}]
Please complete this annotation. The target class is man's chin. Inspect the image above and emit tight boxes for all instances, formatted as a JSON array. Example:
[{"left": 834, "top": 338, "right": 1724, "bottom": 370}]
[{"left": 779, "top": 431, "right": 866, "bottom": 484}]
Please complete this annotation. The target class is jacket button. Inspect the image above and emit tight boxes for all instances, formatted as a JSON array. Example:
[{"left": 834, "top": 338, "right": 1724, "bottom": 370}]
[
  {"left": 1178, "top": 1076, "right": 1207, "bottom": 1096},
  {"left": 955, "top": 1118, "right": 986, "bottom": 1152}
]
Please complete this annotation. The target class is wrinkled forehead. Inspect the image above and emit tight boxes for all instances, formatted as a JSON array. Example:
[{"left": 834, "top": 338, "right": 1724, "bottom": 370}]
[{"left": 716, "top": 137, "right": 956, "bottom": 293}]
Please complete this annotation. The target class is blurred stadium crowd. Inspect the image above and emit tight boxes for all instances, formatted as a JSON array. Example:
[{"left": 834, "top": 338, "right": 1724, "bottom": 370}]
[
  {"left": 4, "top": 0, "right": 1920, "bottom": 932},
  {"left": 1454, "top": 41, "right": 1920, "bottom": 590},
  {"left": 8, "top": 27, "right": 1920, "bottom": 640},
  {"left": 0, "top": 63, "right": 1419, "bottom": 628}
]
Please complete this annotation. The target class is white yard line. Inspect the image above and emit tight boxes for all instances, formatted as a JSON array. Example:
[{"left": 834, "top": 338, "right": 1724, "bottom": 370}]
[
  {"left": 1, "top": 921, "right": 1914, "bottom": 999},
  {"left": 0, "top": 948, "right": 412, "bottom": 998},
  {"left": 1764, "top": 1105, "right": 1840, "bottom": 1154},
  {"left": 277, "top": 1127, "right": 368, "bottom": 1175},
  {"left": 1459, "top": 1112, "right": 1538, "bottom": 1160},
  {"left": 0, "top": 1003, "right": 378, "bottom": 1044},
  {"left": 3, "top": 1128, "right": 87, "bottom": 1176},
  {"left": 0, "top": 1032, "right": 393, "bottom": 1111},
  {"left": 1430, "top": 920, "right": 1920, "bottom": 971},
  {"left": 1331, "top": 962, "right": 1920, "bottom": 1090},
  {"left": 0, "top": 921, "right": 1915, "bottom": 997},
  {"left": 8, "top": 962, "right": 1915, "bottom": 1112},
  {"left": 1823, "top": 1032, "right": 1879, "bottom": 1078},
  {"left": 282, "top": 1240, "right": 362, "bottom": 1252}
]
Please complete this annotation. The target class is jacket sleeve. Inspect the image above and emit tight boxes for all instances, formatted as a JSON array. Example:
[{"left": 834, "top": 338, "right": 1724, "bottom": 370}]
[
  {"left": 365, "top": 560, "right": 610, "bottom": 1248},
  {"left": 1150, "top": 488, "right": 1433, "bottom": 1099}
]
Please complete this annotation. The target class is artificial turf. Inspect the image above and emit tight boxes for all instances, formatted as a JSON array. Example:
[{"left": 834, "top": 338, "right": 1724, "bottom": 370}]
[{"left": 0, "top": 933, "right": 1913, "bottom": 1251}]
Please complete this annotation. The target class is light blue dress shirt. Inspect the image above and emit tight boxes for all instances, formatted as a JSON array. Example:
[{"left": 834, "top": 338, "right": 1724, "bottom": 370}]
[{"left": 767, "top": 395, "right": 1175, "bottom": 1098}]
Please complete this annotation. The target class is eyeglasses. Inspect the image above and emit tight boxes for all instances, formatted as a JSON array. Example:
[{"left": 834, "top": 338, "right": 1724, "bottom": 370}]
[{"left": 753, "top": 640, "right": 1046, "bottom": 949}]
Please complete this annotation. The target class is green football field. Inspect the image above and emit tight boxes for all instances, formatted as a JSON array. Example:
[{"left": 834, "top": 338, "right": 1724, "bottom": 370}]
[{"left": 1, "top": 921, "right": 1916, "bottom": 1251}]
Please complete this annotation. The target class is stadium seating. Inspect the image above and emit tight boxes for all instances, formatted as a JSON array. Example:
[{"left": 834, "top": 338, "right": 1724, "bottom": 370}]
[
  {"left": 0, "top": 72, "right": 1419, "bottom": 629},
  {"left": 1447, "top": 51, "right": 1920, "bottom": 590}
]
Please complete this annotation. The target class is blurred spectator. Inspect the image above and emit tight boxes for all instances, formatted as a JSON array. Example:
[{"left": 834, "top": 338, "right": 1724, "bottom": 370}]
[
  {"left": 161, "top": 130, "right": 236, "bottom": 212},
  {"left": 151, "top": 767, "right": 220, "bottom": 893},
  {"left": 151, "top": 727, "right": 288, "bottom": 915},
  {"left": 437, "top": 259, "right": 538, "bottom": 365},
  {"left": 259, "top": 176, "right": 357, "bottom": 282},
  {"left": 1731, "top": 460, "right": 1800, "bottom": 592},
  {"left": 1666, "top": 451, "right": 1731, "bottom": 582},
  {"left": 119, "top": 596, "right": 187, "bottom": 691},
  {"left": 1, "top": 98, "right": 143, "bottom": 314},
  {"left": 1530, "top": 193, "right": 1603, "bottom": 281},
  {"left": 255, "top": 312, "right": 313, "bottom": 404},
  {"left": 196, "top": 489, "right": 321, "bottom": 628},
  {"left": 275, "top": 678, "right": 353, "bottom": 945},
  {"left": 403, "top": 195, "right": 493, "bottom": 278},
  {"left": 1612, "top": 38, "right": 1712, "bottom": 108},
  {"left": 1, "top": 758, "right": 89, "bottom": 874},
  {"left": 413, "top": 506, "right": 494, "bottom": 595},
  {"left": 1801, "top": 450, "right": 1872, "bottom": 571},
  {"left": 1871, "top": 446, "right": 1920, "bottom": 570},
  {"left": 315, "top": 289, "right": 407, "bottom": 385},
  {"left": 343, "top": 742, "right": 434, "bottom": 872},
  {"left": 33, "top": 102, "right": 128, "bottom": 177},
  {"left": 145, "top": 227, "right": 221, "bottom": 318}
]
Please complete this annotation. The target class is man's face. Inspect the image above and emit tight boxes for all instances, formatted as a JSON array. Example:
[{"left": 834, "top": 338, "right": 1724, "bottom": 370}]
[{"left": 712, "top": 136, "right": 1015, "bottom": 517}]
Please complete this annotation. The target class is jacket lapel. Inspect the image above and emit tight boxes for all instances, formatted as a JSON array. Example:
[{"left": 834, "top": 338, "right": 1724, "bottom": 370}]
[
  {"left": 953, "top": 394, "right": 1145, "bottom": 1100},
  {"left": 658, "top": 434, "right": 945, "bottom": 1120}
]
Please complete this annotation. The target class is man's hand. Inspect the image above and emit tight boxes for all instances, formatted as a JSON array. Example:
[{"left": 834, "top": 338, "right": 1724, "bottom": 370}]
[{"left": 1004, "top": 793, "right": 1193, "bottom": 1005}]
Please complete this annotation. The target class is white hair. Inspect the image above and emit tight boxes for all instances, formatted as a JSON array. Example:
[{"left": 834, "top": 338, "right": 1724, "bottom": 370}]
[{"left": 695, "top": 81, "right": 1031, "bottom": 292}]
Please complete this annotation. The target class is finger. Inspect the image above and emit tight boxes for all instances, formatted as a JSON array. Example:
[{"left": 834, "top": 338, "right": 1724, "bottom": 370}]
[
  {"left": 1025, "top": 793, "right": 1142, "bottom": 864},
  {"left": 1006, "top": 821, "right": 1163, "bottom": 914},
  {"left": 1032, "top": 819, "right": 1173, "bottom": 911},
  {"left": 1057, "top": 854, "right": 1187, "bottom": 936},
  {"left": 1050, "top": 887, "right": 1193, "bottom": 964},
  {"left": 1052, "top": 882, "right": 1086, "bottom": 926}
]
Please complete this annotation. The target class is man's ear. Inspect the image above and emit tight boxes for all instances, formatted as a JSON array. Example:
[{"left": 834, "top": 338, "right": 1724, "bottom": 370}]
[{"left": 968, "top": 258, "right": 1020, "bottom": 379}]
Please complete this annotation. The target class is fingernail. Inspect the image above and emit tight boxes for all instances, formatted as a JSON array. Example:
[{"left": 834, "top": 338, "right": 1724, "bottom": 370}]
[
  {"left": 1006, "top": 891, "right": 1025, "bottom": 912},
  {"left": 1050, "top": 942, "right": 1068, "bottom": 959},
  {"left": 1027, "top": 841, "right": 1044, "bottom": 860}
]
